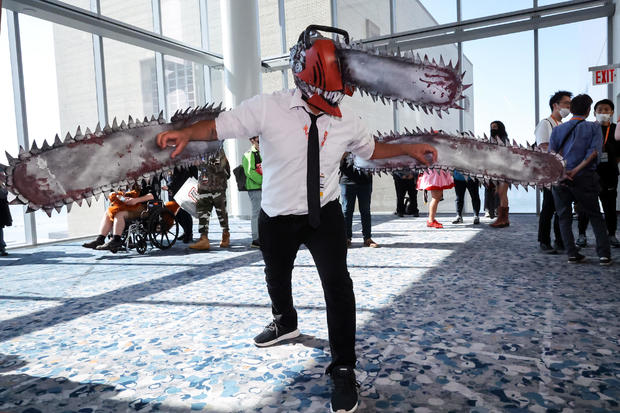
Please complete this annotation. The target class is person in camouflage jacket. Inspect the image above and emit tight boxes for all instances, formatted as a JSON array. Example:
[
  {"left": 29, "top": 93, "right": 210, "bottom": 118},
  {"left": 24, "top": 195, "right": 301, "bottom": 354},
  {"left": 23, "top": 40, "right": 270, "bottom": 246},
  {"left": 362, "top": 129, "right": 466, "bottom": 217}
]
[{"left": 189, "top": 149, "right": 231, "bottom": 250}]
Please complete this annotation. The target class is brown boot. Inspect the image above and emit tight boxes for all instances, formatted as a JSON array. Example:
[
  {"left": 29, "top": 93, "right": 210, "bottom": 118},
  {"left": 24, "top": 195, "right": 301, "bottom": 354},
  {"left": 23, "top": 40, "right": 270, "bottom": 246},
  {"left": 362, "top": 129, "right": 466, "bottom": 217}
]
[
  {"left": 490, "top": 206, "right": 510, "bottom": 228},
  {"left": 220, "top": 230, "right": 230, "bottom": 248},
  {"left": 189, "top": 234, "right": 210, "bottom": 250}
]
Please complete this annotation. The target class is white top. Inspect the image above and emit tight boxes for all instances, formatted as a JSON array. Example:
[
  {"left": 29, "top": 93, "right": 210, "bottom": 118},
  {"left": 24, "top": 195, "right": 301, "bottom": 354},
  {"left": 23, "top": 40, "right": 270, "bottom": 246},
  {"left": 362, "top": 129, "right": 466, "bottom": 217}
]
[
  {"left": 215, "top": 89, "right": 375, "bottom": 217},
  {"left": 535, "top": 116, "right": 560, "bottom": 145}
]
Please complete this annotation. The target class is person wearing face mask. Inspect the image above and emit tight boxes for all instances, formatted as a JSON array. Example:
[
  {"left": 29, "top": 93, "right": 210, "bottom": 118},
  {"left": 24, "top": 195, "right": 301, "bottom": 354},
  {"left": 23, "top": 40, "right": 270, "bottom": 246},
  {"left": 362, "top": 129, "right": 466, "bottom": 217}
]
[
  {"left": 488, "top": 121, "right": 511, "bottom": 228},
  {"left": 535, "top": 91, "right": 572, "bottom": 253},
  {"left": 575, "top": 99, "right": 620, "bottom": 248},
  {"left": 549, "top": 94, "right": 611, "bottom": 265}
]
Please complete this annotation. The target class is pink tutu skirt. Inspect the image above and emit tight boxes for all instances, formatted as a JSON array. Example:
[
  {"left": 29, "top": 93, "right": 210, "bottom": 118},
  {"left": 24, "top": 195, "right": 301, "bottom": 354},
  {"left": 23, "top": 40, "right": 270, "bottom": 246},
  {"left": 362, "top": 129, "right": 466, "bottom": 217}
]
[{"left": 417, "top": 170, "right": 454, "bottom": 191}]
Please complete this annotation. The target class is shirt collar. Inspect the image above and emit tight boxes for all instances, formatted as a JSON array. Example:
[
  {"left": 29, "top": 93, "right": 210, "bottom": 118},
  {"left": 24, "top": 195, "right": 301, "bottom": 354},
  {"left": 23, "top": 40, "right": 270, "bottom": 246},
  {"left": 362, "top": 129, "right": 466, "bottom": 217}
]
[
  {"left": 289, "top": 88, "right": 332, "bottom": 119},
  {"left": 289, "top": 88, "right": 310, "bottom": 111}
]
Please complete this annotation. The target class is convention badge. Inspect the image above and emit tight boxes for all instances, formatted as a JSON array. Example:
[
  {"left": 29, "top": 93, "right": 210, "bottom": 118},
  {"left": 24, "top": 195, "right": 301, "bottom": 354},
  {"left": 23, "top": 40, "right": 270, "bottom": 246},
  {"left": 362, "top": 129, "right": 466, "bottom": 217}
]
[{"left": 600, "top": 152, "right": 609, "bottom": 163}]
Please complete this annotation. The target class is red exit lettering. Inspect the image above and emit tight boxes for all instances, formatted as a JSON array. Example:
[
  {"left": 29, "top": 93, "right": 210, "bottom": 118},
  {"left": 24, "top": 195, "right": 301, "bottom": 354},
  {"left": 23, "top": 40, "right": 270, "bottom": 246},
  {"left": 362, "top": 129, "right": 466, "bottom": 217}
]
[{"left": 594, "top": 68, "right": 616, "bottom": 85}]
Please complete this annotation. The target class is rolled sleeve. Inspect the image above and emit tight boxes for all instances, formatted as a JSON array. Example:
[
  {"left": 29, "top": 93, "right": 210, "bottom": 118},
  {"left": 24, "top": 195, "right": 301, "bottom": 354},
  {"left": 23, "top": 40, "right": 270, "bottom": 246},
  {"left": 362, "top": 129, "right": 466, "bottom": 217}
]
[
  {"left": 346, "top": 116, "right": 375, "bottom": 160},
  {"left": 215, "top": 94, "right": 266, "bottom": 140},
  {"left": 534, "top": 119, "right": 552, "bottom": 146}
]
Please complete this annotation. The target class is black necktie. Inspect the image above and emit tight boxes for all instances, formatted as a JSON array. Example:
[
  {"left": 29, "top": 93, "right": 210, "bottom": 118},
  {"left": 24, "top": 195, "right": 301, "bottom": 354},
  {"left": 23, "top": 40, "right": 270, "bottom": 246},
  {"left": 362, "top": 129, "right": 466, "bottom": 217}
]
[{"left": 306, "top": 112, "right": 322, "bottom": 228}]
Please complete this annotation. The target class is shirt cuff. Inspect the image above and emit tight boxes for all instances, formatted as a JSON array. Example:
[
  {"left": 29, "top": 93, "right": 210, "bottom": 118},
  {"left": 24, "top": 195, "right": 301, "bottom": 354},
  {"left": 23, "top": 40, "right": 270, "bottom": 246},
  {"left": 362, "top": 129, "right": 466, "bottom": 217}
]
[{"left": 215, "top": 113, "right": 234, "bottom": 141}]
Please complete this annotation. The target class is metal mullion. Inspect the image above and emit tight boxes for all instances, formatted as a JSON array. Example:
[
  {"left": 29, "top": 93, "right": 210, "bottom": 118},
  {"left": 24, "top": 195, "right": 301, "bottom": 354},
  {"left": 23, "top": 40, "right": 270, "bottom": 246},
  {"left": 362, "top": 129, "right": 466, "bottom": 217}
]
[
  {"left": 152, "top": 0, "right": 167, "bottom": 118},
  {"left": 331, "top": 0, "right": 338, "bottom": 27},
  {"left": 278, "top": 0, "right": 288, "bottom": 90},
  {"left": 4, "top": 0, "right": 223, "bottom": 66},
  {"left": 534, "top": 0, "right": 541, "bottom": 214},
  {"left": 199, "top": 0, "right": 212, "bottom": 102},
  {"left": 7, "top": 10, "right": 37, "bottom": 245},
  {"left": 91, "top": 0, "right": 108, "bottom": 127},
  {"left": 457, "top": 0, "right": 464, "bottom": 134},
  {"left": 390, "top": 0, "right": 398, "bottom": 132},
  {"left": 608, "top": 12, "right": 613, "bottom": 100}
]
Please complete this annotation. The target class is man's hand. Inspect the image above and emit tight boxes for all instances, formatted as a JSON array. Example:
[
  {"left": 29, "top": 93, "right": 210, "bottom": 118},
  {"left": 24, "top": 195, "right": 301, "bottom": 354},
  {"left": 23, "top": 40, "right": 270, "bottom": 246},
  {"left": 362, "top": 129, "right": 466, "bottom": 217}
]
[
  {"left": 157, "top": 129, "right": 192, "bottom": 159},
  {"left": 564, "top": 169, "right": 576, "bottom": 180},
  {"left": 403, "top": 143, "right": 437, "bottom": 166},
  {"left": 371, "top": 142, "right": 437, "bottom": 166},
  {"left": 125, "top": 197, "right": 140, "bottom": 206}
]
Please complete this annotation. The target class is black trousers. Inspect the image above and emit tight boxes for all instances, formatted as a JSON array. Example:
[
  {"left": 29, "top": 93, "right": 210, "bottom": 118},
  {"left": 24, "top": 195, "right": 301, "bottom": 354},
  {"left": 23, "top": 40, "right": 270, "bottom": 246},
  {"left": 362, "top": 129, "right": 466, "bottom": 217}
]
[
  {"left": 258, "top": 200, "right": 356, "bottom": 372},
  {"left": 537, "top": 188, "right": 562, "bottom": 246},
  {"left": 577, "top": 175, "right": 618, "bottom": 236},
  {"left": 484, "top": 185, "right": 499, "bottom": 215},
  {"left": 454, "top": 179, "right": 480, "bottom": 216},
  {"left": 393, "top": 174, "right": 419, "bottom": 214}
]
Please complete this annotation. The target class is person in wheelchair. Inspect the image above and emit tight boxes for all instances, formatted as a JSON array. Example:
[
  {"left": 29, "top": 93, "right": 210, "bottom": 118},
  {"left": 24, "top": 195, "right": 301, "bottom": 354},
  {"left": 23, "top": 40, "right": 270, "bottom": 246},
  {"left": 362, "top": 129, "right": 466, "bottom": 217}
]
[{"left": 82, "top": 179, "right": 157, "bottom": 251}]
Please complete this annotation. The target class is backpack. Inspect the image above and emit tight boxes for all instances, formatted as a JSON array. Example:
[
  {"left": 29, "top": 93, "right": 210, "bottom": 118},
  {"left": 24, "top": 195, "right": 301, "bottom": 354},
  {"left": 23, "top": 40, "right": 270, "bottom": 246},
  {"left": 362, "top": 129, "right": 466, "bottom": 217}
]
[{"left": 233, "top": 164, "right": 247, "bottom": 191}]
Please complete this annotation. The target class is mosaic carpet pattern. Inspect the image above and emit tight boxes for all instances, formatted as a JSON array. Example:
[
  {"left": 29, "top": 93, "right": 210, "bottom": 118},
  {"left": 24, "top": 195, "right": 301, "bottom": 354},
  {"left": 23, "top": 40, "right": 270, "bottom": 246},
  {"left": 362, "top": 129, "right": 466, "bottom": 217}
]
[{"left": 0, "top": 214, "right": 618, "bottom": 412}]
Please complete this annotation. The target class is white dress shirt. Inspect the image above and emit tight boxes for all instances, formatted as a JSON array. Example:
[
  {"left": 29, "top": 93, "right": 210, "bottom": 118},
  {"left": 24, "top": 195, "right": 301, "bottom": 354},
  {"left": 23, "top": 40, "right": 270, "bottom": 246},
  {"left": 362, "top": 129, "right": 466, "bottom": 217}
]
[
  {"left": 535, "top": 116, "right": 560, "bottom": 146},
  {"left": 215, "top": 89, "right": 375, "bottom": 217}
]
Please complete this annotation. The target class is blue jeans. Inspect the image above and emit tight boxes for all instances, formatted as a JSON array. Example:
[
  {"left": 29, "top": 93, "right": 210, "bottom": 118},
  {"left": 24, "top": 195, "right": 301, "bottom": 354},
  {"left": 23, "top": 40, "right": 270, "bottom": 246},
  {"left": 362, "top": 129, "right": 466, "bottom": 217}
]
[{"left": 340, "top": 183, "right": 372, "bottom": 240}]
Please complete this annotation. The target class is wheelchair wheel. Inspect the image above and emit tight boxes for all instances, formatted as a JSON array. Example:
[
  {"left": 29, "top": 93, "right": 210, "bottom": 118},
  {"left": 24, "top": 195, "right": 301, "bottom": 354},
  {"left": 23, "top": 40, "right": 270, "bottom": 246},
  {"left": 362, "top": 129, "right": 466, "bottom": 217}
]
[
  {"left": 135, "top": 234, "right": 147, "bottom": 255},
  {"left": 148, "top": 207, "right": 178, "bottom": 249}
]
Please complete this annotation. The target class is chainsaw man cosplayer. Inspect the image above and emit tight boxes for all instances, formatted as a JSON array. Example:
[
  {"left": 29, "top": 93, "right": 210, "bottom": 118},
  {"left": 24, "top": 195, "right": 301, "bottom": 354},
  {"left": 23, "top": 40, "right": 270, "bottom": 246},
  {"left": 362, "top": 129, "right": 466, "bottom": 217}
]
[{"left": 157, "top": 26, "right": 436, "bottom": 413}]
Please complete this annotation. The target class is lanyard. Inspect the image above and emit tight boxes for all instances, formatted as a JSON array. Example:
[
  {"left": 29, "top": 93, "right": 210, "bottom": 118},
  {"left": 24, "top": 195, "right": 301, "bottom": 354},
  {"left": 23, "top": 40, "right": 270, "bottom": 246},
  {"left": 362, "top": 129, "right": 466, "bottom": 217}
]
[{"left": 603, "top": 126, "right": 610, "bottom": 146}]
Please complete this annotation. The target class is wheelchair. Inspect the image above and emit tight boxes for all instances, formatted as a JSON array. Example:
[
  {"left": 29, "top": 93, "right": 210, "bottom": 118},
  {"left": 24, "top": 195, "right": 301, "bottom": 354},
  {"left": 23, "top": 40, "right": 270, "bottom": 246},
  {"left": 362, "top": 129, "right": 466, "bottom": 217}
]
[{"left": 113, "top": 200, "right": 179, "bottom": 254}]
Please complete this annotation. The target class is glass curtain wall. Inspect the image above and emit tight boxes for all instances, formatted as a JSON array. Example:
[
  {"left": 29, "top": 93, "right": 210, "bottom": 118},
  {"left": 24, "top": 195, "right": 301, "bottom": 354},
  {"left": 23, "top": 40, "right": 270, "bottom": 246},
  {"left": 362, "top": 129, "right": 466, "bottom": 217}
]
[
  {"left": 394, "top": 0, "right": 466, "bottom": 215},
  {"left": 20, "top": 15, "right": 101, "bottom": 242},
  {"left": 0, "top": 12, "right": 24, "bottom": 247},
  {"left": 463, "top": 31, "right": 535, "bottom": 212},
  {"left": 1, "top": 0, "right": 612, "bottom": 246},
  {"left": 1, "top": 0, "right": 221, "bottom": 247}
]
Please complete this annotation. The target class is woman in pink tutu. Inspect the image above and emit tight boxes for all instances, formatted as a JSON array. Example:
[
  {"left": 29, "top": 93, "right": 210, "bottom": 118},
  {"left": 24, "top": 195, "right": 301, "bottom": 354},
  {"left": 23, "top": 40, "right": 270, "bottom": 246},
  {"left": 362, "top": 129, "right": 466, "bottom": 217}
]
[{"left": 417, "top": 169, "right": 454, "bottom": 228}]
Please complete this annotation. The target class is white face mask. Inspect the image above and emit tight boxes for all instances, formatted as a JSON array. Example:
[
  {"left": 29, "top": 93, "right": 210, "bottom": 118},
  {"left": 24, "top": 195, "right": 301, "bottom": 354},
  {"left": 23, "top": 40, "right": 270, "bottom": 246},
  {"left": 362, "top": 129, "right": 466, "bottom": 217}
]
[
  {"left": 559, "top": 108, "right": 571, "bottom": 118},
  {"left": 595, "top": 113, "right": 612, "bottom": 123}
]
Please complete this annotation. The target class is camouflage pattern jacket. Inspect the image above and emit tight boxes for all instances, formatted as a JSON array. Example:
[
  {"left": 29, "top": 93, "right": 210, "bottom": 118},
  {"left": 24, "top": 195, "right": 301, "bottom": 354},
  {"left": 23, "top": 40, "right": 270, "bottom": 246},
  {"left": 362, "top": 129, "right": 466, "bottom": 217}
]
[{"left": 198, "top": 150, "right": 231, "bottom": 193}]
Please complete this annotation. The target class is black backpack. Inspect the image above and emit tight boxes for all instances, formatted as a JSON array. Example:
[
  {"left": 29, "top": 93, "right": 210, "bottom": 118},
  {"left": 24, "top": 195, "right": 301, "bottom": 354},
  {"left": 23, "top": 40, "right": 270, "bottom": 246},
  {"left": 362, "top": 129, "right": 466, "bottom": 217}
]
[{"left": 233, "top": 164, "right": 247, "bottom": 191}]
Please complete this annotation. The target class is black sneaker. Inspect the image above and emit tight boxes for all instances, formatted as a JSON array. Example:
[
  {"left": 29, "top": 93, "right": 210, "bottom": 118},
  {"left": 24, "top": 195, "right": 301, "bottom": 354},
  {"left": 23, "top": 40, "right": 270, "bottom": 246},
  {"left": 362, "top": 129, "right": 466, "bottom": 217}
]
[
  {"left": 181, "top": 233, "right": 193, "bottom": 243},
  {"left": 82, "top": 237, "right": 105, "bottom": 249},
  {"left": 554, "top": 241, "right": 565, "bottom": 252},
  {"left": 539, "top": 243, "right": 557, "bottom": 254},
  {"left": 330, "top": 366, "right": 359, "bottom": 413},
  {"left": 250, "top": 240, "right": 260, "bottom": 249},
  {"left": 253, "top": 321, "right": 300, "bottom": 347},
  {"left": 599, "top": 256, "right": 612, "bottom": 266},
  {"left": 576, "top": 234, "right": 587, "bottom": 248},
  {"left": 96, "top": 237, "right": 124, "bottom": 252},
  {"left": 568, "top": 253, "right": 586, "bottom": 263}
]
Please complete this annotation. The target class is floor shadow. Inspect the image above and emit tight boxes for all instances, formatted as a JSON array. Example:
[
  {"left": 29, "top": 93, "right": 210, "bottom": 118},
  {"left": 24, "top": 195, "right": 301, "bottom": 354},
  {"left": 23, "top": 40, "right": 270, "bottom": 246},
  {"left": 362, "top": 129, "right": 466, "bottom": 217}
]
[
  {"left": 0, "top": 251, "right": 94, "bottom": 266},
  {"left": 251, "top": 215, "right": 620, "bottom": 412},
  {"left": 0, "top": 250, "right": 265, "bottom": 343},
  {"left": 0, "top": 369, "right": 213, "bottom": 413}
]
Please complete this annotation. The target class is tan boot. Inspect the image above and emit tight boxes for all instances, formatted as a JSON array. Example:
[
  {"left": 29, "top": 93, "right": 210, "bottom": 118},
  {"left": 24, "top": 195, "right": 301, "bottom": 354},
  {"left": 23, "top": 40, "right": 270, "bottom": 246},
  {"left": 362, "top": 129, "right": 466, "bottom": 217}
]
[
  {"left": 490, "top": 206, "right": 510, "bottom": 228},
  {"left": 189, "top": 234, "right": 210, "bottom": 250},
  {"left": 220, "top": 230, "right": 230, "bottom": 248}
]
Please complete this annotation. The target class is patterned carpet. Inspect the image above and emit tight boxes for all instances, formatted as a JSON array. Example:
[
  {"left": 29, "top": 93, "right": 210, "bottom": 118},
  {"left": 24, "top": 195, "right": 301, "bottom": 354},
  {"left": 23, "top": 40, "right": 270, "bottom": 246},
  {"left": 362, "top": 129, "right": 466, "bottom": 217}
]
[{"left": 0, "top": 213, "right": 618, "bottom": 412}]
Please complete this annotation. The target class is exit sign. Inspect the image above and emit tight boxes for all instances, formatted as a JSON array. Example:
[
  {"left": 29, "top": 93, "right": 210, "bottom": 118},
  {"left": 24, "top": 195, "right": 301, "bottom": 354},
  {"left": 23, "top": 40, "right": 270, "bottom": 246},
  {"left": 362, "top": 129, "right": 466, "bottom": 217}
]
[{"left": 589, "top": 64, "right": 620, "bottom": 86}]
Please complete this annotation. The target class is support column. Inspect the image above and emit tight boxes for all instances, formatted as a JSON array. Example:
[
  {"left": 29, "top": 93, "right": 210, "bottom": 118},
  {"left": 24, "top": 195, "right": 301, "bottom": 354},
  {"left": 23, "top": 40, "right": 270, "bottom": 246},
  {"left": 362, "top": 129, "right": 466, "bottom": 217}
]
[{"left": 220, "top": 0, "right": 261, "bottom": 218}]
